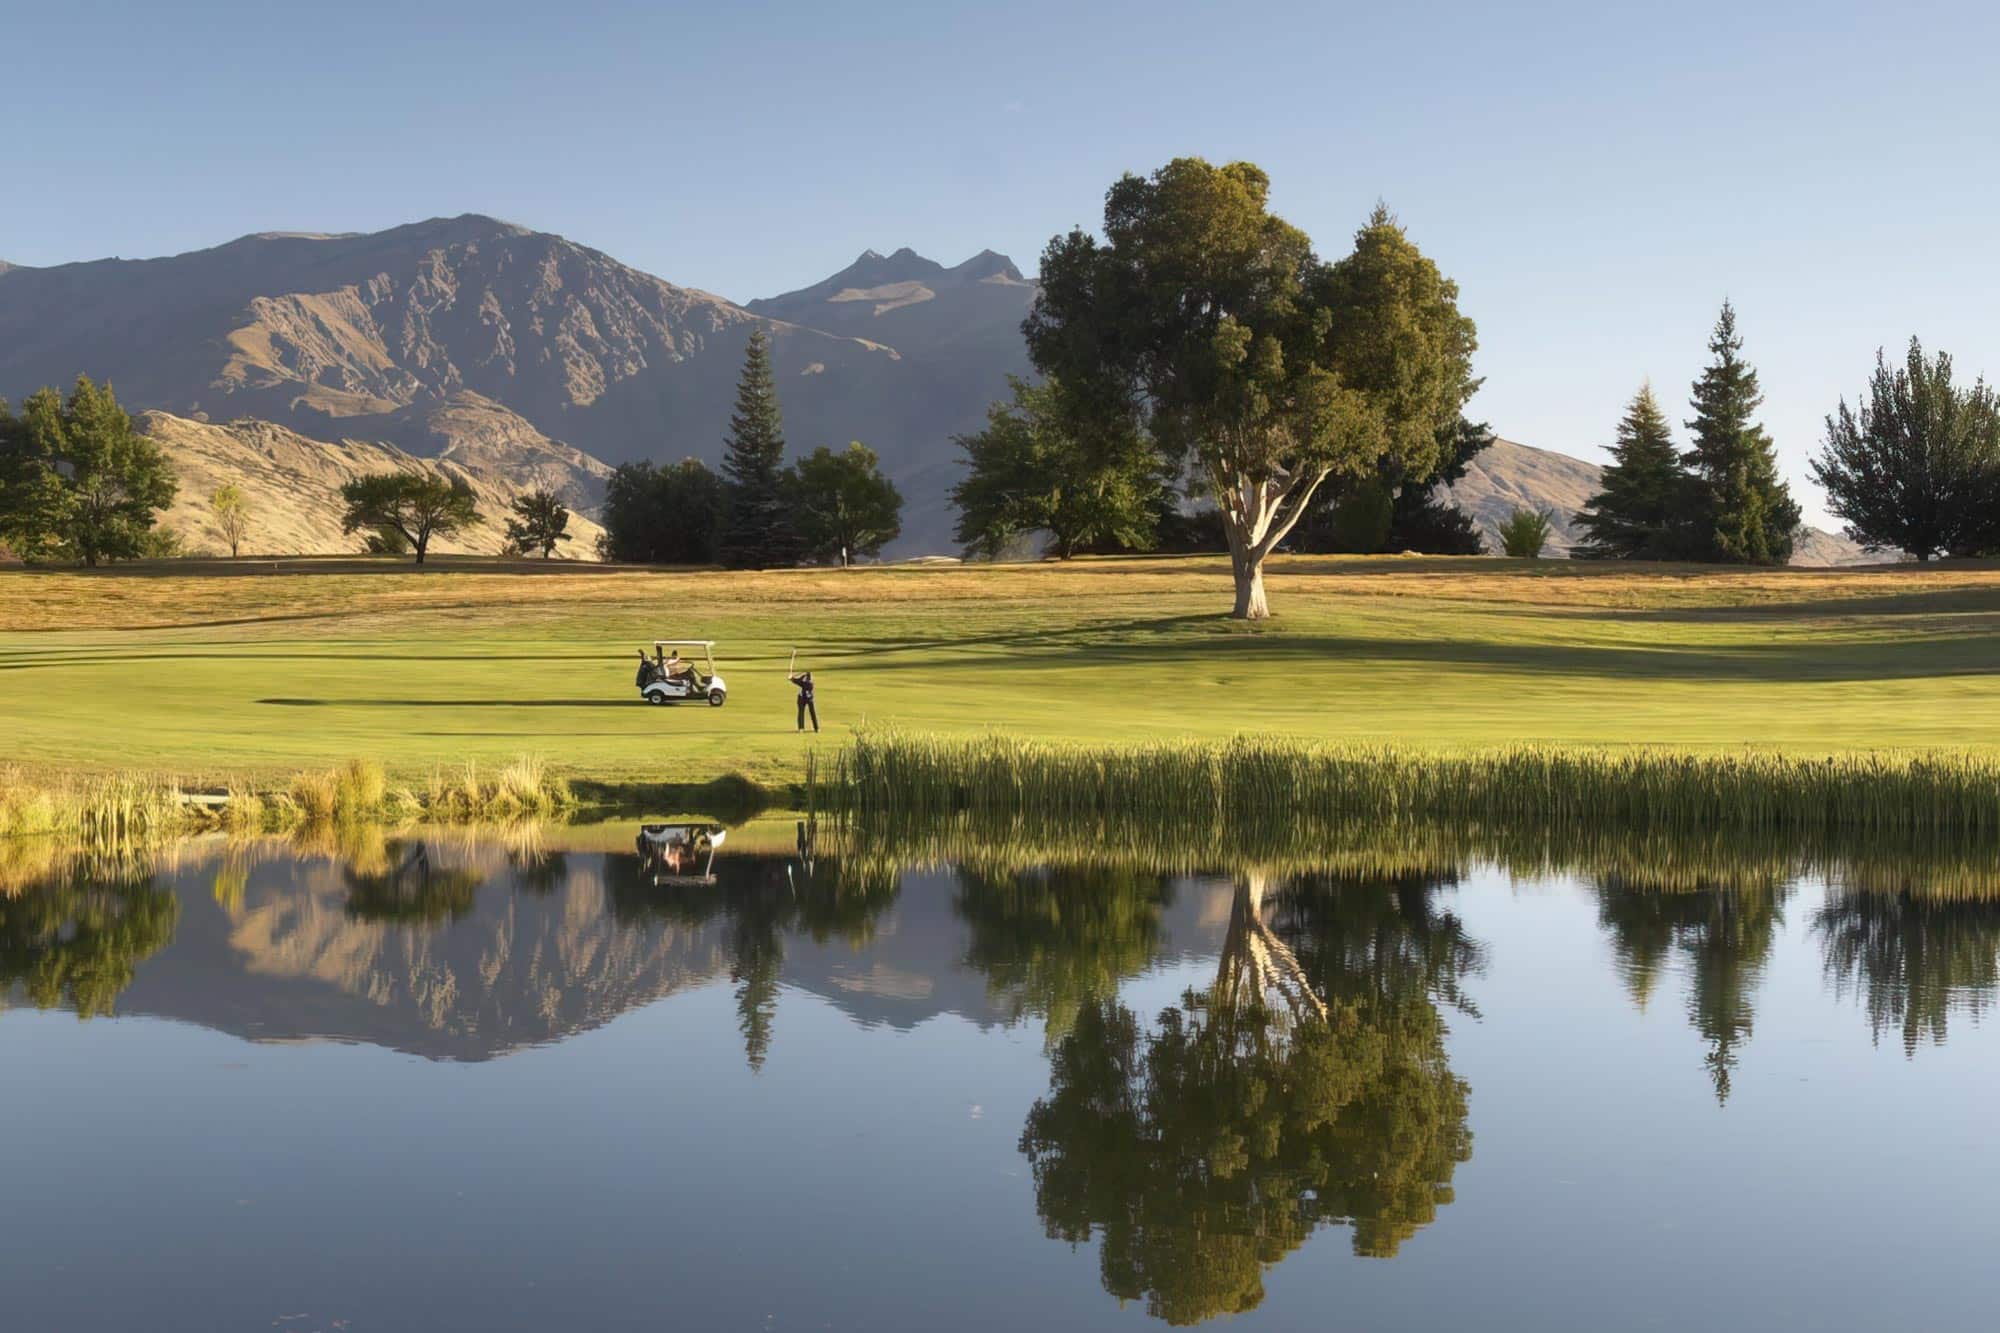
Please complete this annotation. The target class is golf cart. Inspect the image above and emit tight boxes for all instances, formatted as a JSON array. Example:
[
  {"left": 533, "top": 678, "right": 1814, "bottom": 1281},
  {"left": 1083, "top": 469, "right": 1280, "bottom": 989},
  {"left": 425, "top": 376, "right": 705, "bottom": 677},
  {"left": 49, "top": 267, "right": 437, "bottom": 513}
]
[
  {"left": 636, "top": 822, "right": 727, "bottom": 885},
  {"left": 636, "top": 640, "right": 728, "bottom": 707}
]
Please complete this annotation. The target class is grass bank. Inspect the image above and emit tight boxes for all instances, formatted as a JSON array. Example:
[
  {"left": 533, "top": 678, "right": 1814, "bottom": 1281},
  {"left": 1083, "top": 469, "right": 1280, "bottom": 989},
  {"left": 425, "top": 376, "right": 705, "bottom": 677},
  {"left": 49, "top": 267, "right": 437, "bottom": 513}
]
[{"left": 7, "top": 555, "right": 2000, "bottom": 789}]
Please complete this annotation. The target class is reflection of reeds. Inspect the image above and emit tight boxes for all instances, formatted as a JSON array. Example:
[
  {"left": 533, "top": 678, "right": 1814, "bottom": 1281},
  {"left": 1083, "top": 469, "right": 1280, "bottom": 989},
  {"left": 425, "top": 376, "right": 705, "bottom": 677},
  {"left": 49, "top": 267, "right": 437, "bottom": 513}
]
[
  {"left": 825, "top": 804, "right": 2000, "bottom": 902},
  {"left": 827, "top": 734, "right": 2000, "bottom": 835}
]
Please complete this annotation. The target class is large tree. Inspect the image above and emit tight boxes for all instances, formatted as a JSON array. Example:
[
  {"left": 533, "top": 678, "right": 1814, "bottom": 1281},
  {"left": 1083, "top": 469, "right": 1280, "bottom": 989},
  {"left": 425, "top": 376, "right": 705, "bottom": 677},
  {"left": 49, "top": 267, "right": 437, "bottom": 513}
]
[
  {"left": 0, "top": 376, "right": 177, "bottom": 566},
  {"left": 950, "top": 377, "right": 1163, "bottom": 559},
  {"left": 791, "top": 441, "right": 903, "bottom": 565},
  {"left": 1027, "top": 165, "right": 1476, "bottom": 616},
  {"left": 1809, "top": 338, "right": 2000, "bottom": 562},
  {"left": 338, "top": 472, "right": 480, "bottom": 564},
  {"left": 717, "top": 328, "right": 795, "bottom": 569},
  {"left": 1683, "top": 303, "right": 1800, "bottom": 564},
  {"left": 1574, "top": 383, "right": 1688, "bottom": 559},
  {"left": 597, "top": 458, "right": 725, "bottom": 565}
]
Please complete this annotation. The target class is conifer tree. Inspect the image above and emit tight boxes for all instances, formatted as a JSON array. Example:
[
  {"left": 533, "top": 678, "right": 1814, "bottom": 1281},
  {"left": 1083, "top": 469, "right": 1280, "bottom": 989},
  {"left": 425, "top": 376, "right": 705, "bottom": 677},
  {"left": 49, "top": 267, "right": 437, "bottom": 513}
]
[
  {"left": 717, "top": 329, "right": 795, "bottom": 569},
  {"left": 1810, "top": 339, "right": 2000, "bottom": 562},
  {"left": 1574, "top": 384, "right": 1687, "bottom": 559},
  {"left": 1682, "top": 303, "right": 1800, "bottom": 564}
]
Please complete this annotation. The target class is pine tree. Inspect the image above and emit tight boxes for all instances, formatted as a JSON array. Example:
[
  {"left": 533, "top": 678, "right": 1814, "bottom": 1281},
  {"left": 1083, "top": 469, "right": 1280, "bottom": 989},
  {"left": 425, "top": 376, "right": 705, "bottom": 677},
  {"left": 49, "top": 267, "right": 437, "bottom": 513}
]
[
  {"left": 1574, "top": 384, "right": 1687, "bottom": 559},
  {"left": 1682, "top": 303, "right": 1800, "bottom": 564},
  {"left": 717, "top": 329, "right": 795, "bottom": 569}
]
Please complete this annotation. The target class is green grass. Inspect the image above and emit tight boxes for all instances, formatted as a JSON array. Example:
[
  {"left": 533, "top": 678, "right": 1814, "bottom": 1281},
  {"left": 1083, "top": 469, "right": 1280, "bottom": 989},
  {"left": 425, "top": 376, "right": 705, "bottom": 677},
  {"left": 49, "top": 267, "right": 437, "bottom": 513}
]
[{"left": 7, "top": 553, "right": 2000, "bottom": 789}]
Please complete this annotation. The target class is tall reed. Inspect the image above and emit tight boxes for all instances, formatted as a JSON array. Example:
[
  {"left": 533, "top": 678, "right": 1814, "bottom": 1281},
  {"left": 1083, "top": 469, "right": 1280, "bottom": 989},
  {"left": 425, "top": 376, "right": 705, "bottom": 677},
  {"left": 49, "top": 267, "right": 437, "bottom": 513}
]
[
  {"left": 3, "top": 755, "right": 574, "bottom": 846},
  {"left": 825, "top": 733, "right": 2000, "bottom": 835}
]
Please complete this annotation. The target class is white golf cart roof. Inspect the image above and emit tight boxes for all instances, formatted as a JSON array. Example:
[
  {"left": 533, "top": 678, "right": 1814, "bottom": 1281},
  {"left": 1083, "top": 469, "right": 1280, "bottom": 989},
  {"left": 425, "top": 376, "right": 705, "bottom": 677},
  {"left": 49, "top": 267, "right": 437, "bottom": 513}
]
[{"left": 653, "top": 640, "right": 715, "bottom": 649}]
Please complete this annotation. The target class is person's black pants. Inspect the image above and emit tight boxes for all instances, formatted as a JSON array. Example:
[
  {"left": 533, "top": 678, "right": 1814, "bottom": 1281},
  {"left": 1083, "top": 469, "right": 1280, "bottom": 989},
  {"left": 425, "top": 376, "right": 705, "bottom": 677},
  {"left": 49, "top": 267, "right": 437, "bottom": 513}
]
[{"left": 798, "top": 699, "right": 818, "bottom": 732}]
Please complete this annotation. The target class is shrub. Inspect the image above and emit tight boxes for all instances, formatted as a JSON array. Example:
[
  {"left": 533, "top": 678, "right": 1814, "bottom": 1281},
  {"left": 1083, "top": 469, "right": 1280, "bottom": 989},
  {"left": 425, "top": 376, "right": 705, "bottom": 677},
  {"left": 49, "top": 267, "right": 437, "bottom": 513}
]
[{"left": 1498, "top": 507, "right": 1554, "bottom": 558}]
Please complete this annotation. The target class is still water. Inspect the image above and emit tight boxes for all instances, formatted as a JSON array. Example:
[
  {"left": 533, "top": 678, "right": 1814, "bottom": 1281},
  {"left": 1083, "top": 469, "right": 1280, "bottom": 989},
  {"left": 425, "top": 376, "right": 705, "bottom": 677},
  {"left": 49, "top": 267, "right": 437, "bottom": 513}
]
[{"left": 5, "top": 820, "right": 2000, "bottom": 1331}]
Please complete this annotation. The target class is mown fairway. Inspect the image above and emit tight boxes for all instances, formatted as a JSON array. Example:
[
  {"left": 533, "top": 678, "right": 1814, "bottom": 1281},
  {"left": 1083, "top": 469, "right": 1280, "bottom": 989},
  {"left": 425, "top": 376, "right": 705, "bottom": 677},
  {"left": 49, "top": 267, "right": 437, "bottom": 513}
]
[{"left": 4, "top": 553, "right": 1999, "bottom": 787}]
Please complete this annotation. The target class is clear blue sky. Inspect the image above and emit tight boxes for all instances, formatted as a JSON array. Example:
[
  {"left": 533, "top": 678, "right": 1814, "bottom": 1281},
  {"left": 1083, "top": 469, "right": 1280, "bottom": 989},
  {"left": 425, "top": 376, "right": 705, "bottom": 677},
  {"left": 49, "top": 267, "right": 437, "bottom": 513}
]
[{"left": 9, "top": 0, "right": 1998, "bottom": 520}]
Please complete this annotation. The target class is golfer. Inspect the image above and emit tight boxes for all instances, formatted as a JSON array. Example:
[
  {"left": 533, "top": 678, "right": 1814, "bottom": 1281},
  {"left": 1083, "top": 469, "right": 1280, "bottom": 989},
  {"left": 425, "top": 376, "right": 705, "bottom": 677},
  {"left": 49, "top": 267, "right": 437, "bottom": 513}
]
[{"left": 789, "top": 669, "right": 819, "bottom": 732}]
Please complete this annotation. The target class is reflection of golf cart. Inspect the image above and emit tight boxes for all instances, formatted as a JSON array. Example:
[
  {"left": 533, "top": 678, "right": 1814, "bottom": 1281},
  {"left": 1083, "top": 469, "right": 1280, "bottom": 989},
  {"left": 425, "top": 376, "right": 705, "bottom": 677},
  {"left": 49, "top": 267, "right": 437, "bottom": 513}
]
[
  {"left": 636, "top": 822, "right": 728, "bottom": 885},
  {"left": 635, "top": 640, "right": 728, "bottom": 707}
]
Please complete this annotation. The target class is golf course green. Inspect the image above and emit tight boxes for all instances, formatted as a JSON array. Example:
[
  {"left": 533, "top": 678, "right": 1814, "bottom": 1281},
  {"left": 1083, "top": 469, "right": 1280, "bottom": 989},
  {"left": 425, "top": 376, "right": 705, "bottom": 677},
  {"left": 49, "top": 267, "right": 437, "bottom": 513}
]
[{"left": 4, "top": 553, "right": 1998, "bottom": 790}]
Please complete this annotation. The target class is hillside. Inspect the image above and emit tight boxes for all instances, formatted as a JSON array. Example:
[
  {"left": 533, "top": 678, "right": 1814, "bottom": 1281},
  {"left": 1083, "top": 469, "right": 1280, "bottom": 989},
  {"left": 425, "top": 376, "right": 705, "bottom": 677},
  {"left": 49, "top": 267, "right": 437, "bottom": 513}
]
[
  {"left": 139, "top": 410, "right": 605, "bottom": 558},
  {"left": 0, "top": 218, "right": 1028, "bottom": 552},
  {"left": 1447, "top": 437, "right": 1875, "bottom": 566}
]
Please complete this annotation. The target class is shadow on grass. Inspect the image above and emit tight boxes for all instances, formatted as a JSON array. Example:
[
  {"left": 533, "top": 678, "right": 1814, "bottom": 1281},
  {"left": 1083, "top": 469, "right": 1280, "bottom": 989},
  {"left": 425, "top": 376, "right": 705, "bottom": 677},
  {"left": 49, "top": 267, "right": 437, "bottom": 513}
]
[
  {"left": 572, "top": 772, "right": 782, "bottom": 822},
  {"left": 258, "top": 698, "right": 643, "bottom": 708}
]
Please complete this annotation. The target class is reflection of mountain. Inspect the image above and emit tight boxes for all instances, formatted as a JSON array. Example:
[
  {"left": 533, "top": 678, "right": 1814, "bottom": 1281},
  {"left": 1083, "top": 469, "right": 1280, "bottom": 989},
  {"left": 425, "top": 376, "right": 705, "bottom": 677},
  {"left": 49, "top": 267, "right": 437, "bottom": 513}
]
[
  {"left": 52, "top": 838, "right": 1235, "bottom": 1064},
  {"left": 119, "top": 845, "right": 733, "bottom": 1061}
]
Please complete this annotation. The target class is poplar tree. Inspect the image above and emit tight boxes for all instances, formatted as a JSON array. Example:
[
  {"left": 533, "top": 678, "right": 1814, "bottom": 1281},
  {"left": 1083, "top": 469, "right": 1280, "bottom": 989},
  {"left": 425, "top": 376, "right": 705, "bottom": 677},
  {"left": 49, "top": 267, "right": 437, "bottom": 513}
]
[
  {"left": 717, "top": 328, "right": 795, "bottom": 569},
  {"left": 1574, "top": 384, "right": 1687, "bottom": 559},
  {"left": 1683, "top": 303, "right": 1799, "bottom": 564}
]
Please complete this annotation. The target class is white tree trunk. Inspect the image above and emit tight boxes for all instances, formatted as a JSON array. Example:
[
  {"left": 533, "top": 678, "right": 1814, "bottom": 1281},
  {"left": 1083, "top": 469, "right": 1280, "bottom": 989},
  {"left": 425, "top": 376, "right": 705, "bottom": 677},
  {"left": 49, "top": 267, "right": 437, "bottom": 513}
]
[
  {"left": 1215, "top": 463, "right": 1332, "bottom": 621},
  {"left": 1230, "top": 548, "right": 1269, "bottom": 620}
]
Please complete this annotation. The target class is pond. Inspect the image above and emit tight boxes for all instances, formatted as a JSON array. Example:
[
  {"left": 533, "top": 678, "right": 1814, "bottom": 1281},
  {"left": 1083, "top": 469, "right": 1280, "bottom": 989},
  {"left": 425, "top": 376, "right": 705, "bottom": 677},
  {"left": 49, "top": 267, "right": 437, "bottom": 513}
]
[{"left": 5, "top": 819, "right": 2000, "bottom": 1330}]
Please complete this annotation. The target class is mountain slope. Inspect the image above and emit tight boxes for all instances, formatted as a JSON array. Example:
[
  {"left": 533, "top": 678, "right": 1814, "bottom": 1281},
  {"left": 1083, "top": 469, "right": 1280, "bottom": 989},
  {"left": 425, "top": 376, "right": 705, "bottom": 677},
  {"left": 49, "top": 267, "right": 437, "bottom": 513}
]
[
  {"left": 0, "top": 218, "right": 1016, "bottom": 551},
  {"left": 140, "top": 410, "right": 605, "bottom": 558},
  {"left": 1446, "top": 437, "right": 1877, "bottom": 566}
]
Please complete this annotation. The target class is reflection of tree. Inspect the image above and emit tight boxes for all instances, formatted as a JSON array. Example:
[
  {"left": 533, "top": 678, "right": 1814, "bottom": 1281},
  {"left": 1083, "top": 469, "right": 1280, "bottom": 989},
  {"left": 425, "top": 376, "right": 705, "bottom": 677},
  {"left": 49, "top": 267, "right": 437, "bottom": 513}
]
[
  {"left": 955, "top": 865, "right": 1173, "bottom": 1043},
  {"left": 0, "top": 868, "right": 179, "bottom": 1017},
  {"left": 1019, "top": 869, "right": 1474, "bottom": 1325},
  {"left": 605, "top": 826, "right": 897, "bottom": 1072},
  {"left": 342, "top": 843, "right": 486, "bottom": 925},
  {"left": 1593, "top": 873, "right": 1788, "bottom": 1102},
  {"left": 1816, "top": 888, "right": 2000, "bottom": 1054}
]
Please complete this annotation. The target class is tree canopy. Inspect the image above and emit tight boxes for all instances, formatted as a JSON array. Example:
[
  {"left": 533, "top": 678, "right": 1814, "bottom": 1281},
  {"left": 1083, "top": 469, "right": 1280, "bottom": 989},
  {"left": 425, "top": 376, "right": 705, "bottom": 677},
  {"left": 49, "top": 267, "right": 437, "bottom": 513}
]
[
  {"left": 0, "top": 376, "right": 178, "bottom": 566},
  {"left": 1810, "top": 338, "right": 2000, "bottom": 561},
  {"left": 338, "top": 472, "right": 480, "bottom": 564},
  {"left": 504, "top": 488, "right": 571, "bottom": 559},
  {"left": 791, "top": 441, "right": 903, "bottom": 564},
  {"left": 598, "top": 458, "right": 724, "bottom": 565},
  {"left": 209, "top": 483, "right": 250, "bottom": 558},
  {"left": 950, "top": 377, "right": 1163, "bottom": 559},
  {"left": 1026, "top": 163, "right": 1476, "bottom": 616}
]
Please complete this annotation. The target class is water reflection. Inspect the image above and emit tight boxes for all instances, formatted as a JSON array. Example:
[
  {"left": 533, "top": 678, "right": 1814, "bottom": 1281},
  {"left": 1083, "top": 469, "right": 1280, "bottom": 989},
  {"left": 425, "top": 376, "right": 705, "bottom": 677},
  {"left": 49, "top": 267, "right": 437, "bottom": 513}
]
[
  {"left": 10, "top": 820, "right": 2000, "bottom": 1327},
  {"left": 0, "top": 859, "right": 178, "bottom": 1018},
  {"left": 1018, "top": 869, "right": 1474, "bottom": 1324},
  {"left": 1591, "top": 868, "right": 1790, "bottom": 1102},
  {"left": 954, "top": 864, "right": 1175, "bottom": 1043},
  {"left": 1816, "top": 885, "right": 2000, "bottom": 1054},
  {"left": 605, "top": 820, "right": 898, "bottom": 1070}
]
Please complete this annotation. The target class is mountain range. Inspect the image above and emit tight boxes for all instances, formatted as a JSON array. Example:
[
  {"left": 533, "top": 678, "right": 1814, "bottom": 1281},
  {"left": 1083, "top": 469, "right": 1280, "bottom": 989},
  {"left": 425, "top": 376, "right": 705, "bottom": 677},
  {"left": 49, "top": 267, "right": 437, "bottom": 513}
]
[{"left": 0, "top": 215, "right": 1870, "bottom": 563}]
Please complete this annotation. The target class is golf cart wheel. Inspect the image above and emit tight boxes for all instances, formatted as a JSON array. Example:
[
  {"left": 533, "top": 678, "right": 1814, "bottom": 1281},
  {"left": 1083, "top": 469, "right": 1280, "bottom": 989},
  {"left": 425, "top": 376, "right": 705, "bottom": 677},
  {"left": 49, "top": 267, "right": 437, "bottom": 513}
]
[
  {"left": 708, "top": 688, "right": 726, "bottom": 707},
  {"left": 645, "top": 691, "right": 669, "bottom": 706}
]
